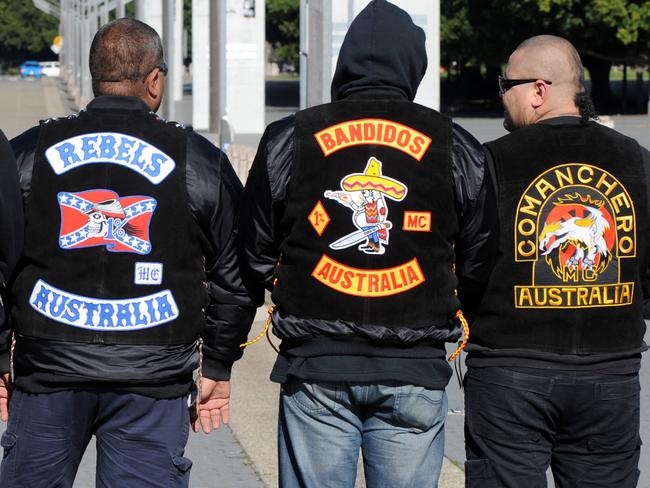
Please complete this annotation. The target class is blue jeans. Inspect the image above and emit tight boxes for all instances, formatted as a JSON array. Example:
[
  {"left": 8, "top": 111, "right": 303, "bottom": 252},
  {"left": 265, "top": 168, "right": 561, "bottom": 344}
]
[
  {"left": 278, "top": 378, "right": 447, "bottom": 488},
  {"left": 0, "top": 389, "right": 192, "bottom": 488}
]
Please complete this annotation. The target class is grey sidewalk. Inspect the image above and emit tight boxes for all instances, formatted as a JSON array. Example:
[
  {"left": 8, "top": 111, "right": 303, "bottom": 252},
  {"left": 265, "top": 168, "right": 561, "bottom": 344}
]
[{"left": 0, "top": 77, "right": 67, "bottom": 139}]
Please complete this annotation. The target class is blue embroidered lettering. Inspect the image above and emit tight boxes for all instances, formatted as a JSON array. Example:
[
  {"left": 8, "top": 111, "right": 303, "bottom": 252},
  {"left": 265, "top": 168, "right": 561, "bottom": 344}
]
[
  {"left": 84, "top": 302, "right": 100, "bottom": 326},
  {"left": 29, "top": 280, "right": 178, "bottom": 331},
  {"left": 45, "top": 133, "right": 175, "bottom": 184},
  {"left": 62, "top": 299, "right": 82, "bottom": 322},
  {"left": 49, "top": 292, "right": 69, "bottom": 318},
  {"left": 116, "top": 137, "right": 136, "bottom": 163},
  {"left": 99, "top": 134, "right": 117, "bottom": 159},
  {"left": 156, "top": 295, "right": 174, "bottom": 321},
  {"left": 55, "top": 142, "right": 81, "bottom": 168},
  {"left": 116, "top": 303, "right": 132, "bottom": 327},
  {"left": 146, "top": 153, "right": 166, "bottom": 178},
  {"left": 32, "top": 284, "right": 50, "bottom": 311},
  {"left": 98, "top": 303, "right": 115, "bottom": 327},
  {"left": 145, "top": 298, "right": 157, "bottom": 321},
  {"left": 134, "top": 302, "right": 149, "bottom": 325},
  {"left": 81, "top": 136, "right": 99, "bottom": 160},
  {"left": 131, "top": 142, "right": 147, "bottom": 170}
]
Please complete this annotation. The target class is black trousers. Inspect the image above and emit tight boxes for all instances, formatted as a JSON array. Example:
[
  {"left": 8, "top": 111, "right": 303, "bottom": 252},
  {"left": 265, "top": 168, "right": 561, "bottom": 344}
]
[{"left": 464, "top": 366, "right": 641, "bottom": 488}]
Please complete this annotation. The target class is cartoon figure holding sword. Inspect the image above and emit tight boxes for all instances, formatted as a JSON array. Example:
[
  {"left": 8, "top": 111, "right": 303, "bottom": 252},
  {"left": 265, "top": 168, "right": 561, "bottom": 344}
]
[{"left": 325, "top": 157, "right": 407, "bottom": 255}]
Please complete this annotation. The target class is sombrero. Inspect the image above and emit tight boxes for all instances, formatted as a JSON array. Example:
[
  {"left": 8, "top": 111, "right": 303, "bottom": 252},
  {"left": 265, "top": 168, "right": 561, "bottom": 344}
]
[{"left": 341, "top": 157, "right": 407, "bottom": 201}]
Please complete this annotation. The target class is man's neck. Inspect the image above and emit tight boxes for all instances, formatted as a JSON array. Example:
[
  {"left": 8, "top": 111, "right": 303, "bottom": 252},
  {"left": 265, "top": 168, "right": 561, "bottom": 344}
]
[{"left": 534, "top": 105, "right": 579, "bottom": 123}]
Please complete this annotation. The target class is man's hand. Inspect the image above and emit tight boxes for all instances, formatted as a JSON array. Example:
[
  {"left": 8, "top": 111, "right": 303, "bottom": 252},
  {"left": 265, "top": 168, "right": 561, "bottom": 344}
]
[
  {"left": 0, "top": 373, "right": 12, "bottom": 422},
  {"left": 192, "top": 379, "right": 230, "bottom": 434}
]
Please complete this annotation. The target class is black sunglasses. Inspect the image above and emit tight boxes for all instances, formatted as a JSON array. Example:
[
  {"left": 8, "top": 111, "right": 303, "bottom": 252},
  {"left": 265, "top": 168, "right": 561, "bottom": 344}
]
[
  {"left": 498, "top": 75, "right": 552, "bottom": 96},
  {"left": 157, "top": 62, "right": 168, "bottom": 77}
]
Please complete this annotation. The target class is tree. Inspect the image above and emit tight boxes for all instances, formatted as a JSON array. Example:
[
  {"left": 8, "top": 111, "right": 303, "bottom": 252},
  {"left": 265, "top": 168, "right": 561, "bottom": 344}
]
[
  {"left": 0, "top": 0, "right": 59, "bottom": 67},
  {"left": 441, "top": 0, "right": 650, "bottom": 111},
  {"left": 266, "top": 0, "right": 300, "bottom": 71}
]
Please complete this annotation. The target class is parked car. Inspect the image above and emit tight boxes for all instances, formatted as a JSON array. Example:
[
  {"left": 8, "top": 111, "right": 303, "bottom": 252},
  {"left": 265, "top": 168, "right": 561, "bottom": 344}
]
[
  {"left": 20, "top": 61, "right": 43, "bottom": 78},
  {"left": 40, "top": 61, "right": 60, "bottom": 77}
]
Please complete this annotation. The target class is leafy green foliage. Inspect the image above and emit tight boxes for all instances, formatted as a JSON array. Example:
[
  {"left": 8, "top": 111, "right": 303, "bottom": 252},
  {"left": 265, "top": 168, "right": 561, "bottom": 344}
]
[
  {"left": 441, "top": 0, "right": 650, "bottom": 64},
  {"left": 442, "top": 0, "right": 650, "bottom": 67},
  {"left": 266, "top": 0, "right": 300, "bottom": 70},
  {"left": 0, "top": 0, "right": 59, "bottom": 66},
  {"left": 441, "top": 0, "right": 649, "bottom": 111}
]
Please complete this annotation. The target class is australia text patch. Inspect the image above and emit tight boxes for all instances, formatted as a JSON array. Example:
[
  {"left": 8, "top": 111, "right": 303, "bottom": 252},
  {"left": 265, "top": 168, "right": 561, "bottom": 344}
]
[{"left": 29, "top": 279, "right": 178, "bottom": 330}]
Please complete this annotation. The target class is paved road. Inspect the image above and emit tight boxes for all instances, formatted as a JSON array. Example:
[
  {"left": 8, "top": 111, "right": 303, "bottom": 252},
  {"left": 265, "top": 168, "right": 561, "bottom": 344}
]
[{"left": 0, "top": 76, "right": 67, "bottom": 139}]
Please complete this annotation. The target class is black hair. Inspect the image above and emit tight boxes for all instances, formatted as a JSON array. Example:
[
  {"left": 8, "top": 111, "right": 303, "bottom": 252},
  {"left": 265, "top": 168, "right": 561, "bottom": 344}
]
[
  {"left": 89, "top": 18, "right": 163, "bottom": 96},
  {"left": 575, "top": 90, "right": 598, "bottom": 124}
]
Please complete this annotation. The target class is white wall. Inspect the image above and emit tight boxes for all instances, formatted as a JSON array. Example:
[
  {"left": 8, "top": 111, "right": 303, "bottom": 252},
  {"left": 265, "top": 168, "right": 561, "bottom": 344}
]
[
  {"left": 192, "top": 0, "right": 210, "bottom": 130},
  {"left": 137, "top": 0, "right": 162, "bottom": 36},
  {"left": 225, "top": 0, "right": 265, "bottom": 135},
  {"left": 317, "top": 0, "right": 440, "bottom": 109}
]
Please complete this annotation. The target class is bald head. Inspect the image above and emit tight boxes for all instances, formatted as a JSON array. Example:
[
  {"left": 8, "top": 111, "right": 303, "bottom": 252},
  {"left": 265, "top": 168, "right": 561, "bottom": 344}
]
[
  {"left": 89, "top": 18, "right": 164, "bottom": 97},
  {"left": 500, "top": 35, "right": 592, "bottom": 130},
  {"left": 509, "top": 35, "right": 585, "bottom": 99}
]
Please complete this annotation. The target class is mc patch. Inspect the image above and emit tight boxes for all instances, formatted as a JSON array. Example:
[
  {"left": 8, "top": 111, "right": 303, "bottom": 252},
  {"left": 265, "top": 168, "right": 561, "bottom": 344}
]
[
  {"left": 513, "top": 163, "right": 636, "bottom": 309},
  {"left": 58, "top": 189, "right": 156, "bottom": 255}
]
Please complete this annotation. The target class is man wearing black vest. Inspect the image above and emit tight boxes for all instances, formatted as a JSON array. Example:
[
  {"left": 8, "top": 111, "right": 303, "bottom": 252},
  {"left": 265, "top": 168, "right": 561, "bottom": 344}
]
[
  {"left": 0, "top": 129, "right": 22, "bottom": 425},
  {"left": 0, "top": 19, "right": 255, "bottom": 487},
  {"left": 239, "top": 1, "right": 496, "bottom": 486},
  {"left": 464, "top": 35, "right": 650, "bottom": 488}
]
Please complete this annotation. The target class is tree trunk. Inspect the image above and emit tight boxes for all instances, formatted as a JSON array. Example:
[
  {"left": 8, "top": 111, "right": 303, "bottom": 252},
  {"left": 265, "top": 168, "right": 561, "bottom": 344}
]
[{"left": 581, "top": 54, "right": 616, "bottom": 114}]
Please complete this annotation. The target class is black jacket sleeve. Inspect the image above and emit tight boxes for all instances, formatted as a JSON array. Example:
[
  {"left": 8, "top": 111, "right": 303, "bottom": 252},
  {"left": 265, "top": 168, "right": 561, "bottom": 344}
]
[
  {"left": 640, "top": 146, "right": 650, "bottom": 317},
  {"left": 186, "top": 132, "right": 257, "bottom": 380},
  {"left": 0, "top": 130, "right": 24, "bottom": 372},
  {"left": 451, "top": 123, "right": 498, "bottom": 322},
  {"left": 10, "top": 126, "right": 39, "bottom": 207},
  {"left": 239, "top": 115, "right": 294, "bottom": 302}
]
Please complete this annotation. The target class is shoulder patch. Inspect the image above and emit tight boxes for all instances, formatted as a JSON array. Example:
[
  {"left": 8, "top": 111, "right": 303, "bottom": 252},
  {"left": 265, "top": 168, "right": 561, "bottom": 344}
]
[{"left": 44, "top": 132, "right": 176, "bottom": 184}]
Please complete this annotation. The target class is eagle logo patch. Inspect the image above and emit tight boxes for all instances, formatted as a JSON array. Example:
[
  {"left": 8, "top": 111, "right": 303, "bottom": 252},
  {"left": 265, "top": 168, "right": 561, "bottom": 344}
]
[{"left": 514, "top": 163, "right": 636, "bottom": 308}]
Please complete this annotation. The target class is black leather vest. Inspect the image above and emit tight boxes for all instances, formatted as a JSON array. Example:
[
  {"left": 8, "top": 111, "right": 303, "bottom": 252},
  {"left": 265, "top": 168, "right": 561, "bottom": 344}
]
[
  {"left": 273, "top": 99, "right": 460, "bottom": 332},
  {"left": 474, "top": 121, "right": 648, "bottom": 354},
  {"left": 12, "top": 109, "right": 207, "bottom": 344}
]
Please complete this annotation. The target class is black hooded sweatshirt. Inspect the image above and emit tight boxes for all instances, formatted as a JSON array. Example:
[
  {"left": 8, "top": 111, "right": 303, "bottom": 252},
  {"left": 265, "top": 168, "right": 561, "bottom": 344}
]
[{"left": 239, "top": 0, "right": 497, "bottom": 388}]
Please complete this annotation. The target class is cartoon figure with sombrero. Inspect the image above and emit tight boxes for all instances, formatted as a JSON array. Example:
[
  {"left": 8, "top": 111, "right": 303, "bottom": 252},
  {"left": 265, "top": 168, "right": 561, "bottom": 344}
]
[{"left": 325, "top": 157, "right": 407, "bottom": 255}]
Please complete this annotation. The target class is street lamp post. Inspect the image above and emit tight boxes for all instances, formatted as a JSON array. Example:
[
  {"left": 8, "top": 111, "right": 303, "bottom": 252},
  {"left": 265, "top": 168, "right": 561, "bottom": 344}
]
[
  {"left": 162, "top": 0, "right": 175, "bottom": 120},
  {"left": 209, "top": 0, "right": 225, "bottom": 142}
]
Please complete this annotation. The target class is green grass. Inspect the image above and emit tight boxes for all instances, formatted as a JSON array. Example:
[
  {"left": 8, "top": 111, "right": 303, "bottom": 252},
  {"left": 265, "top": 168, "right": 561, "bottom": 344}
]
[
  {"left": 609, "top": 67, "right": 649, "bottom": 81},
  {"left": 266, "top": 73, "right": 299, "bottom": 81}
]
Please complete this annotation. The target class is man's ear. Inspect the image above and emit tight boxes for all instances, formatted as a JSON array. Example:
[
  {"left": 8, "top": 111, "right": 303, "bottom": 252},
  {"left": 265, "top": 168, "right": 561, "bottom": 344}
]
[
  {"left": 146, "top": 69, "right": 163, "bottom": 101},
  {"left": 531, "top": 80, "right": 549, "bottom": 109}
]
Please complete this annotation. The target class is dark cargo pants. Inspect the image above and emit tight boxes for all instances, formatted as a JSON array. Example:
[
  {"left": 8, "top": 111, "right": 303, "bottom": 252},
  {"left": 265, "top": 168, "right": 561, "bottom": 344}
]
[
  {"left": 0, "top": 389, "right": 192, "bottom": 488},
  {"left": 464, "top": 366, "right": 641, "bottom": 488}
]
